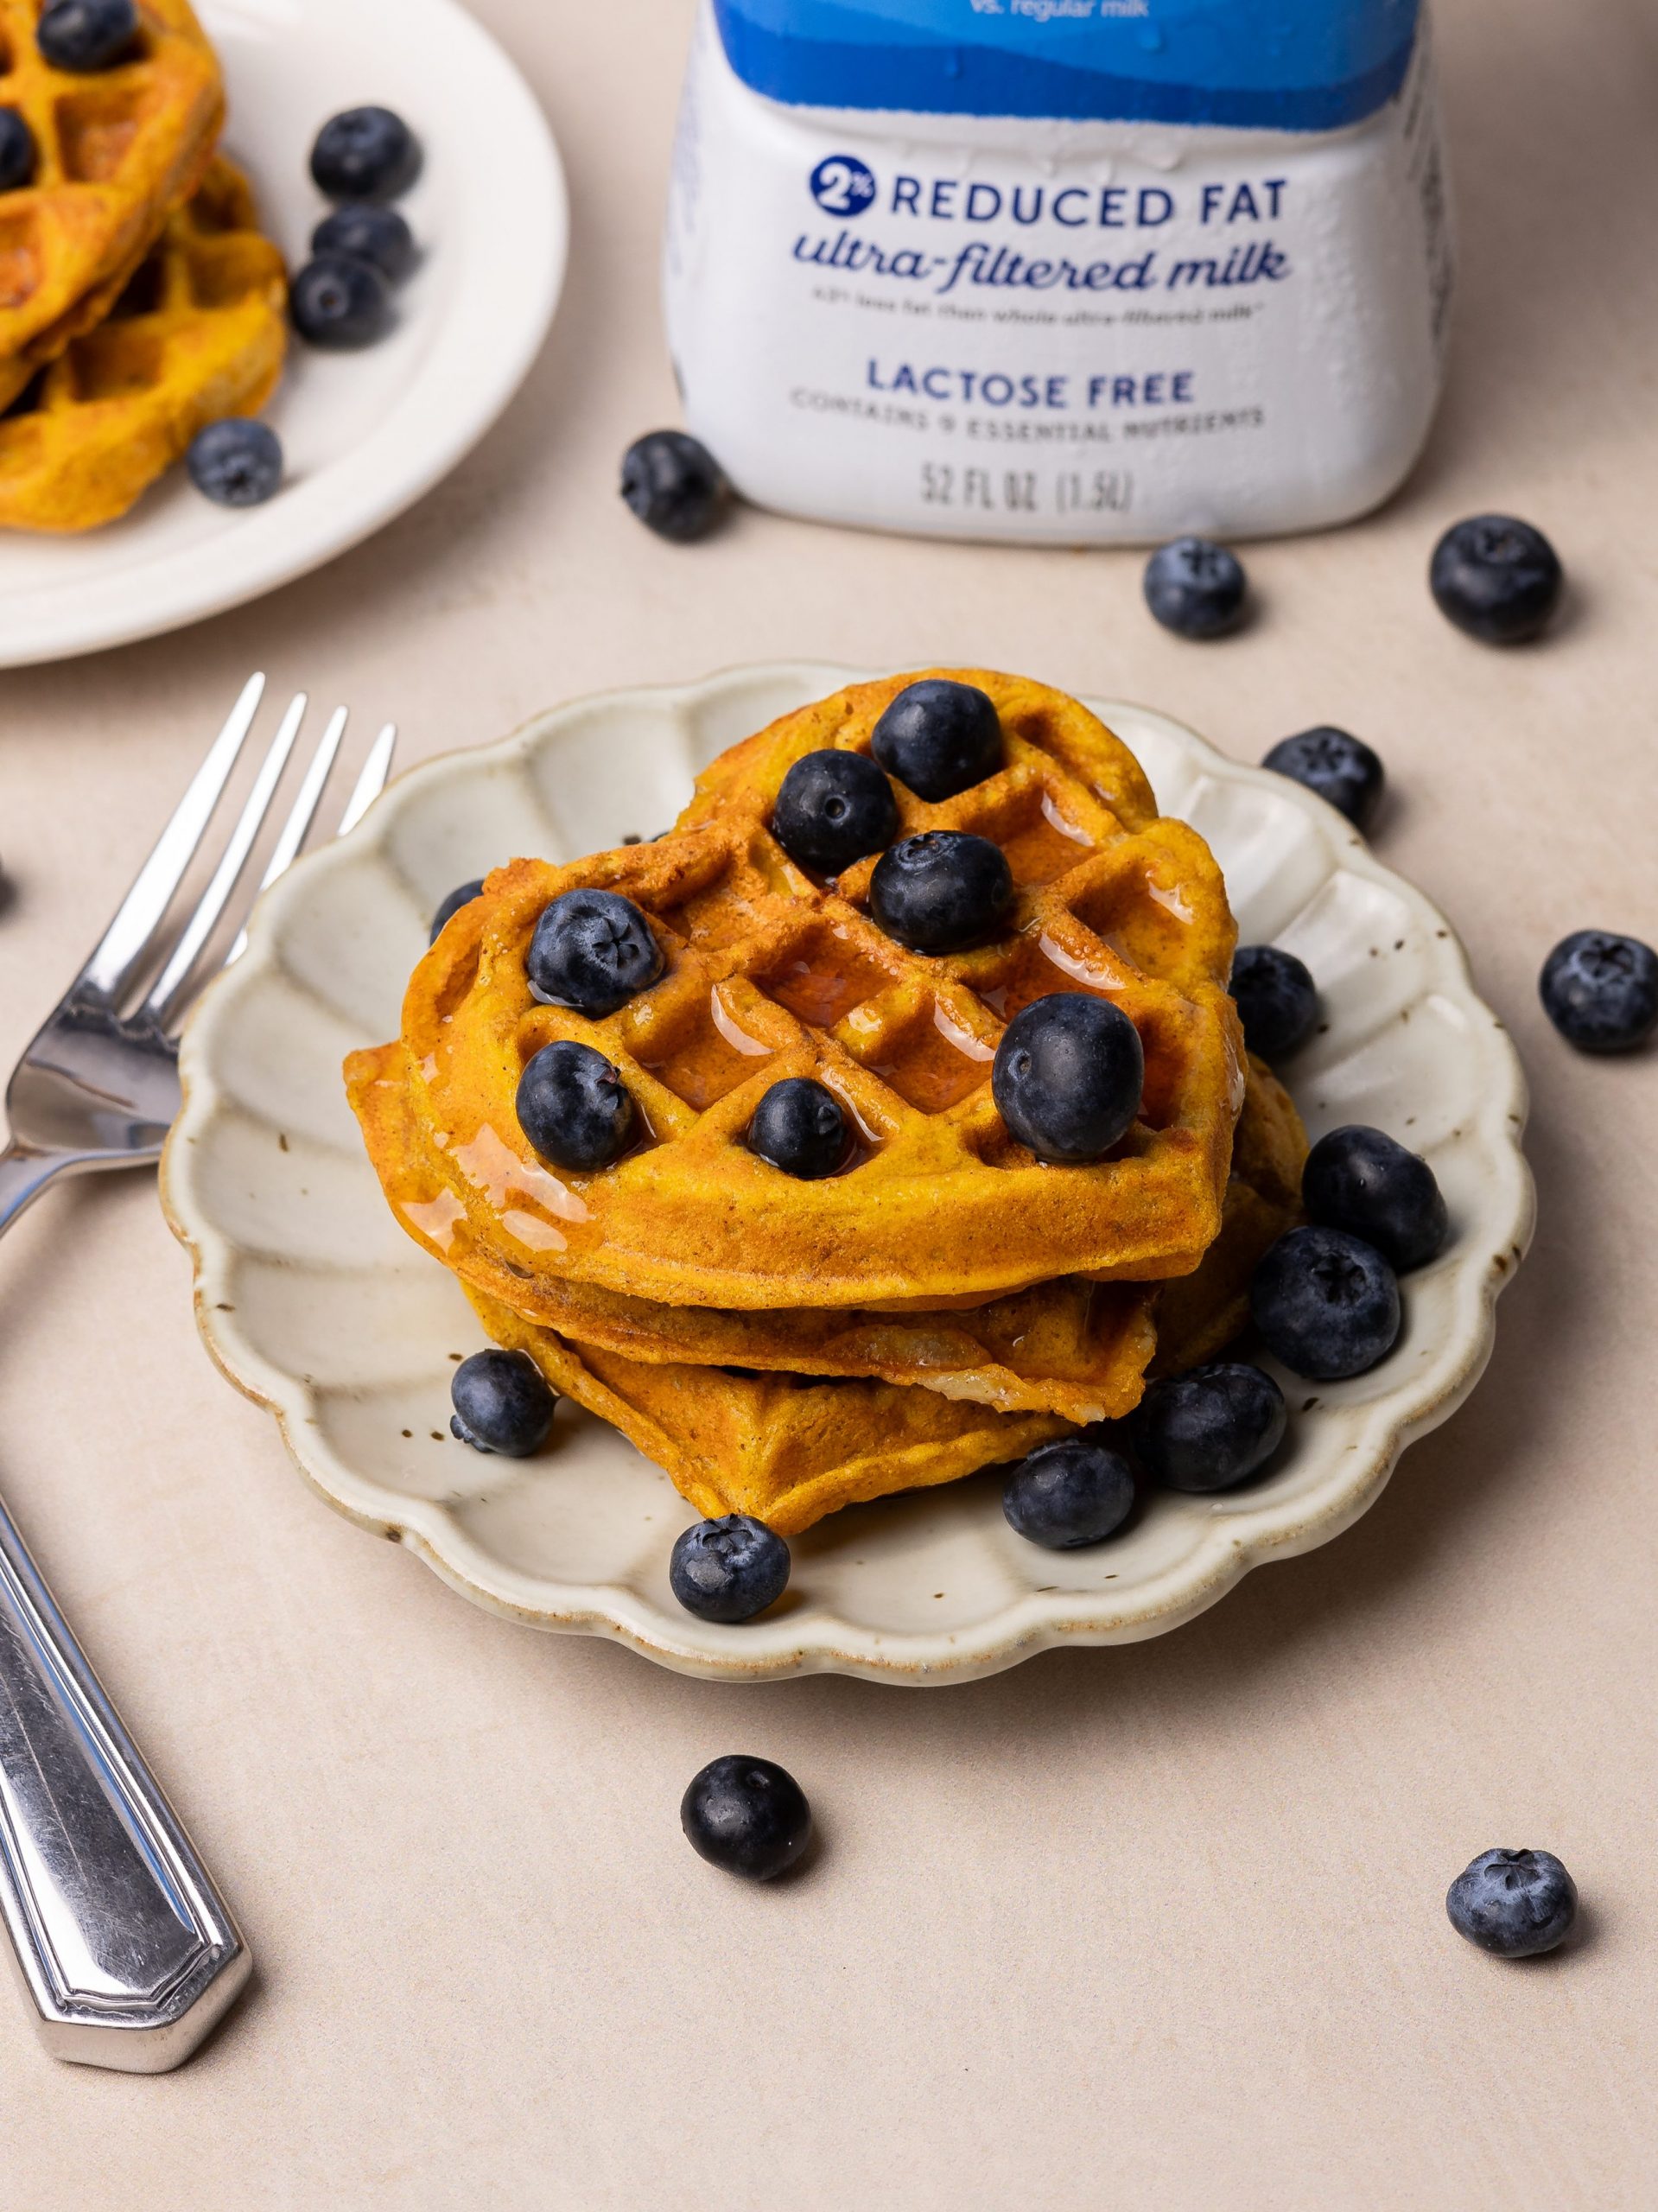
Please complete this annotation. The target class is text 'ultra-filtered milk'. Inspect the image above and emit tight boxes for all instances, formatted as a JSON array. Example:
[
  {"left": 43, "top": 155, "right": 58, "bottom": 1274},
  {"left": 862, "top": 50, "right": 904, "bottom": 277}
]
[{"left": 664, "top": 0, "right": 1452, "bottom": 543}]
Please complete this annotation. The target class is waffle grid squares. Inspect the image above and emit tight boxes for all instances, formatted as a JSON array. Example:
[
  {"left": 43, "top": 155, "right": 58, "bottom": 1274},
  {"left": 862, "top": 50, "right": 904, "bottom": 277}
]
[
  {"left": 378, "top": 672, "right": 1245, "bottom": 1308},
  {"left": 0, "top": 152, "right": 286, "bottom": 528},
  {"left": 0, "top": 0, "right": 223, "bottom": 408}
]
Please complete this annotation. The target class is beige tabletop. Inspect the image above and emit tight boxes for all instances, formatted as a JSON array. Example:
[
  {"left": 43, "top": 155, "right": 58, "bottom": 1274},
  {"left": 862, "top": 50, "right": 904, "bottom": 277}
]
[{"left": 3, "top": 1, "right": 1655, "bottom": 2204}]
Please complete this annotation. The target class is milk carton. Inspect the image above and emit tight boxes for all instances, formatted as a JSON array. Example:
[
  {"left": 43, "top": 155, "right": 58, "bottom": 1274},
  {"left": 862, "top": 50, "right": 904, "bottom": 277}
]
[{"left": 664, "top": 0, "right": 1452, "bottom": 543}]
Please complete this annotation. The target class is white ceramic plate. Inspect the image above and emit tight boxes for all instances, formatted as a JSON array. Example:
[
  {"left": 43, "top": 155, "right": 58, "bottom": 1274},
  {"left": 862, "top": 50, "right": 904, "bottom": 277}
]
[
  {"left": 162, "top": 665, "right": 1534, "bottom": 1685},
  {"left": 0, "top": 0, "right": 565, "bottom": 667}
]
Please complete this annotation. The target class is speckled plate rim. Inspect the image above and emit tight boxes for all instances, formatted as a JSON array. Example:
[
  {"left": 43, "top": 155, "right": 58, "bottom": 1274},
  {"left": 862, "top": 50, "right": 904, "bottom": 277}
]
[{"left": 161, "top": 664, "right": 1535, "bottom": 1684}]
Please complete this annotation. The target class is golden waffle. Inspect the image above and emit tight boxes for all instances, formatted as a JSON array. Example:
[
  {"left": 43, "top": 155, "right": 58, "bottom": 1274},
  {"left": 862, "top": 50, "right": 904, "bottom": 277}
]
[
  {"left": 349, "top": 672, "right": 1244, "bottom": 1312},
  {"left": 0, "top": 0, "right": 223, "bottom": 410},
  {"left": 0, "top": 154, "right": 285, "bottom": 531},
  {"left": 358, "top": 1039, "right": 1298, "bottom": 1423},
  {"left": 456, "top": 1065, "right": 1302, "bottom": 1533},
  {"left": 1152, "top": 1054, "right": 1306, "bottom": 1373},
  {"left": 465, "top": 1284, "right": 1070, "bottom": 1535},
  {"left": 353, "top": 1032, "right": 1155, "bottom": 1419}
]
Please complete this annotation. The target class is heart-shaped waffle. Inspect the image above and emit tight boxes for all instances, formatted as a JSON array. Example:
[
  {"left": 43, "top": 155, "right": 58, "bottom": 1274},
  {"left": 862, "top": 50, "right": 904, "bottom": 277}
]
[
  {"left": 355, "top": 1041, "right": 1299, "bottom": 1425},
  {"left": 0, "top": 0, "right": 223, "bottom": 412},
  {"left": 451, "top": 1065, "right": 1301, "bottom": 1535},
  {"left": 348, "top": 672, "right": 1244, "bottom": 1311},
  {"left": 461, "top": 1284, "right": 1071, "bottom": 1535},
  {"left": 0, "top": 153, "right": 284, "bottom": 531}
]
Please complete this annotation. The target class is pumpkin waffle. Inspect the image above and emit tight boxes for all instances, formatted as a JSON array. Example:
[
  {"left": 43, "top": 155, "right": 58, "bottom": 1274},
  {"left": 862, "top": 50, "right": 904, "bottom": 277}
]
[
  {"left": 463, "top": 1284, "right": 1071, "bottom": 1535},
  {"left": 357, "top": 1033, "right": 1297, "bottom": 1422},
  {"left": 348, "top": 671, "right": 1244, "bottom": 1312},
  {"left": 0, "top": 0, "right": 223, "bottom": 412},
  {"left": 455, "top": 1065, "right": 1302, "bottom": 1533},
  {"left": 0, "top": 153, "right": 285, "bottom": 531}
]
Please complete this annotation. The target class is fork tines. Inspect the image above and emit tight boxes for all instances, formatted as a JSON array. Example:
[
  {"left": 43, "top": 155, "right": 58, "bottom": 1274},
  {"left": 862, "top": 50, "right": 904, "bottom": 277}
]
[{"left": 81, "top": 674, "right": 397, "bottom": 1027}]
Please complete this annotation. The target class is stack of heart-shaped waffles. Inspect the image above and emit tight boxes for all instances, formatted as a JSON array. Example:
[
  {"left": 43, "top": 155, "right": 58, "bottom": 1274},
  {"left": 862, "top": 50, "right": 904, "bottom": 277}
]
[
  {"left": 0, "top": 0, "right": 286, "bottom": 530},
  {"left": 348, "top": 671, "right": 1307, "bottom": 1533}
]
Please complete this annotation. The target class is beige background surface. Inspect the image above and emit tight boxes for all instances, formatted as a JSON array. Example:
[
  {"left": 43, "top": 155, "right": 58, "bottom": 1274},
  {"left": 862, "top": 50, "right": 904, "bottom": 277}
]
[{"left": 1, "top": 0, "right": 1655, "bottom": 2204}]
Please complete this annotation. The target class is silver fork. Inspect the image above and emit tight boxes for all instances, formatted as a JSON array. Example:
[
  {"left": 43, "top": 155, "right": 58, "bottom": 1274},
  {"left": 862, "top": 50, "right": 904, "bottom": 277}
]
[{"left": 0, "top": 676, "right": 395, "bottom": 2074}]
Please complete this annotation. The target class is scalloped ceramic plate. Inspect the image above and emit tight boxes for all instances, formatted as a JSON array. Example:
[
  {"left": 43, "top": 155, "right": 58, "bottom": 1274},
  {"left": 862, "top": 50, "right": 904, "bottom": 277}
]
[
  {"left": 162, "top": 665, "right": 1534, "bottom": 1684},
  {"left": 0, "top": 0, "right": 566, "bottom": 666}
]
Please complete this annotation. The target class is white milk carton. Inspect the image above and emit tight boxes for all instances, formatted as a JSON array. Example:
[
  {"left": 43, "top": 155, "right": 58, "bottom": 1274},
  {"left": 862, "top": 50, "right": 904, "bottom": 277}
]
[{"left": 664, "top": 0, "right": 1452, "bottom": 543}]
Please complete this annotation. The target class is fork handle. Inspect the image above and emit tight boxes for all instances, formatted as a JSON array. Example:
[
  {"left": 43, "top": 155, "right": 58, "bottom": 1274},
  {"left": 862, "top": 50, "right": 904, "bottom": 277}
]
[
  {"left": 0, "top": 1489, "right": 251, "bottom": 2069},
  {"left": 0, "top": 1143, "right": 86, "bottom": 1238},
  {"left": 0, "top": 1143, "right": 250, "bottom": 2069}
]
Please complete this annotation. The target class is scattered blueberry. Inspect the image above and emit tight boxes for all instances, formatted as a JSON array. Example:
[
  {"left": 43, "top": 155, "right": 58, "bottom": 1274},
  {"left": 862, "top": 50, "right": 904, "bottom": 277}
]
[
  {"left": 1539, "top": 930, "right": 1658, "bottom": 1053},
  {"left": 1303, "top": 1125, "right": 1448, "bottom": 1271},
  {"left": 310, "top": 106, "right": 422, "bottom": 201},
  {"left": 516, "top": 1039, "right": 635, "bottom": 1172},
  {"left": 448, "top": 1347, "right": 556, "bottom": 1457},
  {"left": 620, "top": 429, "right": 731, "bottom": 543},
  {"left": 527, "top": 888, "right": 663, "bottom": 1016},
  {"left": 1261, "top": 727, "right": 1385, "bottom": 833},
  {"left": 429, "top": 879, "right": 486, "bottom": 944},
  {"left": 1143, "top": 536, "right": 1247, "bottom": 640},
  {"left": 1430, "top": 515, "right": 1563, "bottom": 645},
  {"left": 1250, "top": 1224, "right": 1401, "bottom": 1380},
  {"left": 311, "top": 203, "right": 416, "bottom": 283},
  {"left": 771, "top": 749, "right": 897, "bottom": 875},
  {"left": 36, "top": 0, "right": 136, "bottom": 72},
  {"left": 289, "top": 253, "right": 391, "bottom": 348},
  {"left": 1230, "top": 944, "right": 1318, "bottom": 1060},
  {"left": 747, "top": 1077, "right": 849, "bottom": 1180},
  {"left": 1446, "top": 1849, "right": 1578, "bottom": 1959},
  {"left": 682, "top": 1755, "right": 812, "bottom": 1881},
  {"left": 1002, "top": 1436, "right": 1136, "bottom": 1548},
  {"left": 992, "top": 993, "right": 1144, "bottom": 1163},
  {"left": 0, "top": 111, "right": 36, "bottom": 194},
  {"left": 870, "top": 679, "right": 1003, "bottom": 802},
  {"left": 1131, "top": 1363, "right": 1286, "bottom": 1493},
  {"left": 185, "top": 419, "right": 283, "bottom": 509},
  {"left": 670, "top": 1515, "right": 791, "bottom": 1623},
  {"left": 869, "top": 830, "right": 1012, "bottom": 954}
]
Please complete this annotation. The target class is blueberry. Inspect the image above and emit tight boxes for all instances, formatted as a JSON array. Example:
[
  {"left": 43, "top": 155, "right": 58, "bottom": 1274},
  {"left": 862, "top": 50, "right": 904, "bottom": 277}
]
[
  {"left": 527, "top": 888, "right": 663, "bottom": 1016},
  {"left": 681, "top": 1755, "right": 812, "bottom": 1882},
  {"left": 429, "top": 879, "right": 486, "bottom": 944},
  {"left": 0, "top": 111, "right": 36, "bottom": 193},
  {"left": 868, "top": 830, "right": 1011, "bottom": 954},
  {"left": 1250, "top": 1224, "right": 1401, "bottom": 1380},
  {"left": 1539, "top": 930, "right": 1658, "bottom": 1053},
  {"left": 185, "top": 418, "right": 283, "bottom": 508},
  {"left": 771, "top": 749, "right": 897, "bottom": 875},
  {"left": 36, "top": 0, "right": 136, "bottom": 71},
  {"left": 516, "top": 1039, "right": 635, "bottom": 1172},
  {"left": 1132, "top": 1363, "right": 1286, "bottom": 1492},
  {"left": 620, "top": 429, "right": 731, "bottom": 543},
  {"left": 1446, "top": 1849, "right": 1578, "bottom": 1959},
  {"left": 310, "top": 106, "right": 422, "bottom": 201},
  {"left": 670, "top": 1515, "right": 791, "bottom": 1622},
  {"left": 448, "top": 1347, "right": 556, "bottom": 1456},
  {"left": 1230, "top": 944, "right": 1318, "bottom": 1060},
  {"left": 992, "top": 993, "right": 1144, "bottom": 1163},
  {"left": 311, "top": 203, "right": 416, "bottom": 283},
  {"left": 747, "top": 1077, "right": 848, "bottom": 1180},
  {"left": 1143, "top": 536, "right": 1247, "bottom": 639},
  {"left": 1261, "top": 727, "right": 1385, "bottom": 833},
  {"left": 1002, "top": 1436, "right": 1135, "bottom": 1548},
  {"left": 869, "top": 679, "right": 1003, "bottom": 802},
  {"left": 1430, "top": 514, "right": 1563, "bottom": 644},
  {"left": 289, "top": 253, "right": 391, "bottom": 348},
  {"left": 1303, "top": 1125, "right": 1448, "bottom": 1271}
]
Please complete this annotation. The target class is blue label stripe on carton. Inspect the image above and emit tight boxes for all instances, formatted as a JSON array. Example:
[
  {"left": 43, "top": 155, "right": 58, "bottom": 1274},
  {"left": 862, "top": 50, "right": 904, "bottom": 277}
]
[{"left": 712, "top": 0, "right": 1420, "bottom": 131}]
